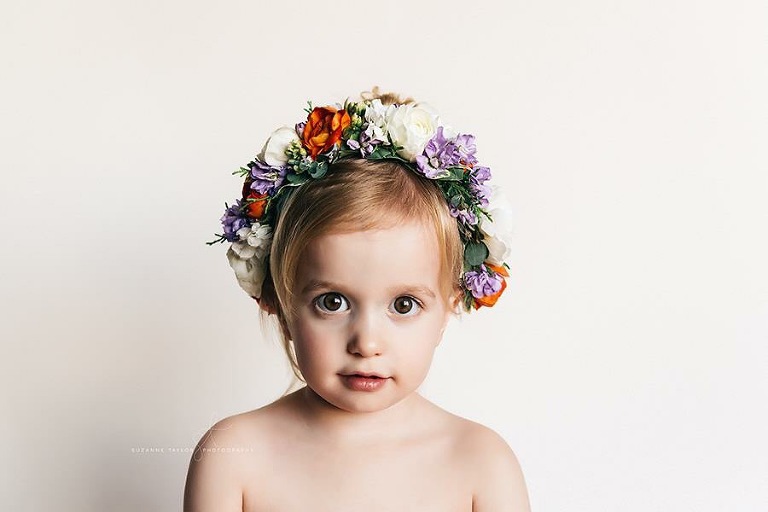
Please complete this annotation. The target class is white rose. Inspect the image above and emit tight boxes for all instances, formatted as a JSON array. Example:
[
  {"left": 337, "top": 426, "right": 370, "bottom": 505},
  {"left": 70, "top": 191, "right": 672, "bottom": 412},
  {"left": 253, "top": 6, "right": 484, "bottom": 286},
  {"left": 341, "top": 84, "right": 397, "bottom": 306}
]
[
  {"left": 385, "top": 104, "right": 439, "bottom": 161},
  {"left": 258, "top": 126, "right": 299, "bottom": 167},
  {"left": 226, "top": 247, "right": 267, "bottom": 298},
  {"left": 479, "top": 186, "right": 514, "bottom": 266}
]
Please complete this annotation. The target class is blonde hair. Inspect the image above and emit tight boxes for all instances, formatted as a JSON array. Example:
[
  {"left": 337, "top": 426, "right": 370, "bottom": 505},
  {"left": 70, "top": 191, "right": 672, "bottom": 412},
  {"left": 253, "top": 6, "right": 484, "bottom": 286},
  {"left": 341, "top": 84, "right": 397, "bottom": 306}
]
[{"left": 258, "top": 158, "right": 463, "bottom": 380}]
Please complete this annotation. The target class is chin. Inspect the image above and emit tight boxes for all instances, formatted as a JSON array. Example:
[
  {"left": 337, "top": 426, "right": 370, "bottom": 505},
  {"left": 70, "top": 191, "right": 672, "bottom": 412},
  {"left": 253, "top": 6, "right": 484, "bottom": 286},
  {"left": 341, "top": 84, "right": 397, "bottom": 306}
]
[{"left": 312, "top": 386, "right": 407, "bottom": 414}]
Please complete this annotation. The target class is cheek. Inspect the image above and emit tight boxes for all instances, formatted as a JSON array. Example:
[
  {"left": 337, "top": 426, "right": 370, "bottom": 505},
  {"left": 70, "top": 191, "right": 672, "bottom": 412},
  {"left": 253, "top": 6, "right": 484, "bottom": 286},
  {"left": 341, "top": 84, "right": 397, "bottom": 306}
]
[
  {"left": 396, "top": 321, "right": 442, "bottom": 364},
  {"left": 291, "top": 320, "right": 338, "bottom": 372}
]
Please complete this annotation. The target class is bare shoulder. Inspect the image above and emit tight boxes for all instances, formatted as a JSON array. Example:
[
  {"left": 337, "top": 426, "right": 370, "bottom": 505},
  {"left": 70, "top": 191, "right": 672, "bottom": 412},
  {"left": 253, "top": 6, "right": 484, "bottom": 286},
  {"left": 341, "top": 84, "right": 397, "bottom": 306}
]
[
  {"left": 452, "top": 419, "right": 531, "bottom": 512},
  {"left": 183, "top": 405, "right": 282, "bottom": 512}
]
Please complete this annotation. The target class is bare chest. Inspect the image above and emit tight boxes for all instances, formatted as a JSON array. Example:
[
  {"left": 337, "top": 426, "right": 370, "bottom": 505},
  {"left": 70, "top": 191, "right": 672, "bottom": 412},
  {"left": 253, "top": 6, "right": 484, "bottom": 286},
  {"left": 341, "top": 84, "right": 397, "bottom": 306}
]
[{"left": 242, "top": 439, "right": 474, "bottom": 512}]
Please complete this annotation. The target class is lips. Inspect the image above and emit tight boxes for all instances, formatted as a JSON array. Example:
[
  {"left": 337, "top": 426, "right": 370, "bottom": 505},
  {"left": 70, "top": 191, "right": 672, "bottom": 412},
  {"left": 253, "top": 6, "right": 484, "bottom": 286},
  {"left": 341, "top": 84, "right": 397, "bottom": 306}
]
[
  {"left": 340, "top": 372, "right": 390, "bottom": 392},
  {"left": 344, "top": 371, "right": 388, "bottom": 379}
]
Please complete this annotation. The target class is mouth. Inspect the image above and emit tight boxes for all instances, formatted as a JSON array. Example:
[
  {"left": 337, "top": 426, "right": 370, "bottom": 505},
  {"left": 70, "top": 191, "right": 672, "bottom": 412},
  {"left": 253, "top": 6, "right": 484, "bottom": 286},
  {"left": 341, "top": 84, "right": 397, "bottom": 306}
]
[
  {"left": 342, "top": 372, "right": 389, "bottom": 379},
  {"left": 340, "top": 372, "right": 391, "bottom": 391}
]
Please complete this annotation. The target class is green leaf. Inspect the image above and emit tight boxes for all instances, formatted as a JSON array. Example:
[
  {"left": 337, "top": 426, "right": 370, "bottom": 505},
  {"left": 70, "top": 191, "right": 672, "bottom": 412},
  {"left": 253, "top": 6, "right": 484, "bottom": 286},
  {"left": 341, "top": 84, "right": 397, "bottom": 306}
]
[
  {"left": 287, "top": 172, "right": 309, "bottom": 185},
  {"left": 463, "top": 291, "right": 475, "bottom": 311},
  {"left": 337, "top": 149, "right": 358, "bottom": 159},
  {"left": 309, "top": 161, "right": 328, "bottom": 179},
  {"left": 439, "top": 167, "right": 464, "bottom": 181},
  {"left": 464, "top": 242, "right": 489, "bottom": 266},
  {"left": 369, "top": 145, "right": 397, "bottom": 160}
]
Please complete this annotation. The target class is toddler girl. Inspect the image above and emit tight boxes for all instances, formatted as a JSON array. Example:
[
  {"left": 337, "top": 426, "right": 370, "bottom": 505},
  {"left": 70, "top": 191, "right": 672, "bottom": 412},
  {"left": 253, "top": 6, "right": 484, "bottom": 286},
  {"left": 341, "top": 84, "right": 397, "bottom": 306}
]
[{"left": 184, "top": 88, "right": 530, "bottom": 511}]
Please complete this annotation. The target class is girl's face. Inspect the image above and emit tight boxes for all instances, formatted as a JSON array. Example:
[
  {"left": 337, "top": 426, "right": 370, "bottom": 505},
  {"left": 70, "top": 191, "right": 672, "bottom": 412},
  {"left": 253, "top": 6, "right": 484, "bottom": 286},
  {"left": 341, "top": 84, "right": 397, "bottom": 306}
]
[{"left": 286, "top": 220, "right": 455, "bottom": 414}]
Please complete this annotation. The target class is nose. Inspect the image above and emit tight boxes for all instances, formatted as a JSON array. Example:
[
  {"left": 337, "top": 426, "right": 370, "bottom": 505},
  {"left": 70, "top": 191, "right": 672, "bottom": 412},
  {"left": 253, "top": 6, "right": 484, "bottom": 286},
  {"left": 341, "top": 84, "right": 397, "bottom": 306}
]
[{"left": 346, "top": 308, "right": 384, "bottom": 357}]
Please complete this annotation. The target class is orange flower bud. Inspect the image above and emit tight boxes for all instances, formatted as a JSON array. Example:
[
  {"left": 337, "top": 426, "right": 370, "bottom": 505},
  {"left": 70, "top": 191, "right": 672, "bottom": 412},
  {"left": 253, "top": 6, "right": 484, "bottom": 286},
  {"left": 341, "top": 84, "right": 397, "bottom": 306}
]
[{"left": 245, "top": 191, "right": 268, "bottom": 220}]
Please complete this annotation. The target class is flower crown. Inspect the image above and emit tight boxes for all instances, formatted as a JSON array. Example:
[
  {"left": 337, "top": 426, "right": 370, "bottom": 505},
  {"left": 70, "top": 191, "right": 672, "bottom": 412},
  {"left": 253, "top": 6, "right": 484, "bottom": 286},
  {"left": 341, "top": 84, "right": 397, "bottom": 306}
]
[{"left": 210, "top": 89, "right": 513, "bottom": 312}]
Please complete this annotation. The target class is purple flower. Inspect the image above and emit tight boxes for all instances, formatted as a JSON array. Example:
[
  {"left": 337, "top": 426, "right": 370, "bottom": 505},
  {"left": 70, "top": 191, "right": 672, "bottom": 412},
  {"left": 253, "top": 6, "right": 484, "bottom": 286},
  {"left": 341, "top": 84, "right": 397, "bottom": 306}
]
[
  {"left": 463, "top": 264, "right": 503, "bottom": 299},
  {"left": 469, "top": 165, "right": 492, "bottom": 207},
  {"left": 347, "top": 123, "right": 387, "bottom": 157},
  {"left": 295, "top": 121, "right": 306, "bottom": 136},
  {"left": 415, "top": 127, "right": 454, "bottom": 178},
  {"left": 449, "top": 205, "right": 478, "bottom": 226},
  {"left": 220, "top": 200, "right": 252, "bottom": 242},
  {"left": 453, "top": 133, "right": 478, "bottom": 165},
  {"left": 249, "top": 160, "right": 288, "bottom": 195},
  {"left": 415, "top": 127, "right": 479, "bottom": 179},
  {"left": 471, "top": 165, "right": 491, "bottom": 184}
]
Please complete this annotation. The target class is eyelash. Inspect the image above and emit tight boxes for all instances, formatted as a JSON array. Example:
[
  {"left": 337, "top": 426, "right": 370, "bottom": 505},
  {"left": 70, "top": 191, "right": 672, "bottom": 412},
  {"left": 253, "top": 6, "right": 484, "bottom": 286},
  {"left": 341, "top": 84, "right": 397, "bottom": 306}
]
[{"left": 313, "top": 293, "right": 423, "bottom": 317}]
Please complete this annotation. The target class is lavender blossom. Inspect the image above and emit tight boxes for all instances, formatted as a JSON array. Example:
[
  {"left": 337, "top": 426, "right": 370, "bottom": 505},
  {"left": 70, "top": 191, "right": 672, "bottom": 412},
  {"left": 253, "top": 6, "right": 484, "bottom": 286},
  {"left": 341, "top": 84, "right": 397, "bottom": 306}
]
[
  {"left": 463, "top": 264, "right": 503, "bottom": 299},
  {"left": 453, "top": 133, "right": 478, "bottom": 165},
  {"left": 220, "top": 200, "right": 252, "bottom": 242},
  {"left": 415, "top": 126, "right": 454, "bottom": 178},
  {"left": 450, "top": 205, "right": 478, "bottom": 226},
  {"left": 415, "top": 127, "right": 479, "bottom": 178},
  {"left": 469, "top": 165, "right": 492, "bottom": 207},
  {"left": 249, "top": 160, "right": 288, "bottom": 195},
  {"left": 347, "top": 122, "right": 387, "bottom": 157}
]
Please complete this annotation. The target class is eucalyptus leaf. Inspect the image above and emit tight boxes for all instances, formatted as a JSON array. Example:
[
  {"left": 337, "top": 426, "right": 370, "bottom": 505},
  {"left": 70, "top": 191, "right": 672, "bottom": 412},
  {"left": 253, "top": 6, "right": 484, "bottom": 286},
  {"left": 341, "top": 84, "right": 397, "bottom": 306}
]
[
  {"left": 309, "top": 161, "right": 328, "bottom": 179},
  {"left": 287, "top": 173, "right": 309, "bottom": 185},
  {"left": 464, "top": 242, "right": 489, "bottom": 266}
]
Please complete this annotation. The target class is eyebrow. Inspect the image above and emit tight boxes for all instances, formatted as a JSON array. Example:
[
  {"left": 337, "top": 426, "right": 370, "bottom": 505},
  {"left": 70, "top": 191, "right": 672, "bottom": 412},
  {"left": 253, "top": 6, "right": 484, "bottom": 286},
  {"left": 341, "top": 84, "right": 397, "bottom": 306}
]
[{"left": 300, "top": 280, "right": 436, "bottom": 299}]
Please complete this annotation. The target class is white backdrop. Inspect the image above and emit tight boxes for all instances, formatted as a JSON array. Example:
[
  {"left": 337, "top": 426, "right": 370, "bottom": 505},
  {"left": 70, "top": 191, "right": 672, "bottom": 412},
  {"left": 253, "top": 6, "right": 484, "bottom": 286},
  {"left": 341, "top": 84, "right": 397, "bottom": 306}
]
[{"left": 2, "top": 0, "right": 767, "bottom": 510}]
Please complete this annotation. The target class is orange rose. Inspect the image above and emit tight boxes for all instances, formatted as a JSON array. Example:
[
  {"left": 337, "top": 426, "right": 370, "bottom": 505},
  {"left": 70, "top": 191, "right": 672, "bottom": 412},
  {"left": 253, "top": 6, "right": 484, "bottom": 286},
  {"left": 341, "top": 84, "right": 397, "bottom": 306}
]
[
  {"left": 245, "top": 191, "right": 268, "bottom": 220},
  {"left": 301, "top": 106, "right": 351, "bottom": 158},
  {"left": 474, "top": 263, "right": 509, "bottom": 308}
]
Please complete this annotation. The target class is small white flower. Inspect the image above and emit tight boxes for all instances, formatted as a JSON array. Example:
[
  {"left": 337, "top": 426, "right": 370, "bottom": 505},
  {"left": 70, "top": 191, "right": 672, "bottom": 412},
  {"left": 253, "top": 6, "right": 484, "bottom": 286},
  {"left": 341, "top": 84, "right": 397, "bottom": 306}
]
[
  {"left": 364, "top": 99, "right": 394, "bottom": 131},
  {"left": 479, "top": 186, "right": 514, "bottom": 266},
  {"left": 245, "top": 223, "right": 273, "bottom": 259},
  {"left": 231, "top": 224, "right": 272, "bottom": 261},
  {"left": 364, "top": 122, "right": 387, "bottom": 143},
  {"left": 385, "top": 103, "right": 439, "bottom": 161},
  {"left": 226, "top": 247, "right": 267, "bottom": 298},
  {"left": 440, "top": 123, "right": 458, "bottom": 140},
  {"left": 258, "top": 126, "right": 299, "bottom": 167},
  {"left": 226, "top": 223, "right": 273, "bottom": 298}
]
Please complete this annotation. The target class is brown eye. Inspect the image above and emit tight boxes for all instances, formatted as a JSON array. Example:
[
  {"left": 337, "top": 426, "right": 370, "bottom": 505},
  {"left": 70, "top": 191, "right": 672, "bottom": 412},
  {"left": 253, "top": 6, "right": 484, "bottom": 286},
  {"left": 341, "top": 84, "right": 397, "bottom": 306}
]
[
  {"left": 316, "top": 293, "right": 348, "bottom": 313},
  {"left": 392, "top": 296, "right": 419, "bottom": 316}
]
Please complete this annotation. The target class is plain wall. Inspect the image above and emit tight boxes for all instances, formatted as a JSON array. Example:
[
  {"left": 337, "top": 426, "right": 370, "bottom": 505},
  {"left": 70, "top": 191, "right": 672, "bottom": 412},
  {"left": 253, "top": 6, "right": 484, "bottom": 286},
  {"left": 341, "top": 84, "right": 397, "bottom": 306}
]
[{"left": 1, "top": 0, "right": 767, "bottom": 510}]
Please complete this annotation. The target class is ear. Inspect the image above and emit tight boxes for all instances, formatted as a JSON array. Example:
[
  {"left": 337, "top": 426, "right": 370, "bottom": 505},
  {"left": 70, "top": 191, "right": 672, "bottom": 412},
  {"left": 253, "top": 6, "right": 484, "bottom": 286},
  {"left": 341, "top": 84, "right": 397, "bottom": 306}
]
[
  {"left": 449, "top": 287, "right": 463, "bottom": 315},
  {"left": 437, "top": 299, "right": 457, "bottom": 346},
  {"left": 254, "top": 296, "right": 276, "bottom": 315},
  {"left": 255, "top": 296, "right": 293, "bottom": 340}
]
